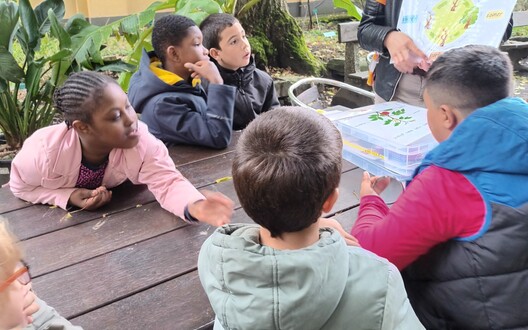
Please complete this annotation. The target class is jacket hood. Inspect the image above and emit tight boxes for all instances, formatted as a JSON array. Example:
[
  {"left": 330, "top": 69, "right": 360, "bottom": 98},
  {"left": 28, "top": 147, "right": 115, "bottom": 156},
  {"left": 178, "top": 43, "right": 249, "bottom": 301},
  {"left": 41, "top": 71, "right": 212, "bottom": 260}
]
[
  {"left": 198, "top": 224, "right": 350, "bottom": 329},
  {"left": 128, "top": 49, "right": 204, "bottom": 113},
  {"left": 415, "top": 97, "right": 528, "bottom": 205}
]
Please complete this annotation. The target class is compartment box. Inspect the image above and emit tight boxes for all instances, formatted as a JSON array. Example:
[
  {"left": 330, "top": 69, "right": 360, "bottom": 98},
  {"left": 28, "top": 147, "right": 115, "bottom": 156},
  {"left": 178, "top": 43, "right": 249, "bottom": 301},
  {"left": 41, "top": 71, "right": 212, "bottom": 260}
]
[{"left": 334, "top": 102, "right": 438, "bottom": 181}]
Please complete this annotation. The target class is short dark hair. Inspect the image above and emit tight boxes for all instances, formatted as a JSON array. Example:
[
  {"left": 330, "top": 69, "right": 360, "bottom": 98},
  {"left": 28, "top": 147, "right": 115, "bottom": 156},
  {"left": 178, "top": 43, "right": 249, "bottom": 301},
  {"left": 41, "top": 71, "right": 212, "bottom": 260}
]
[
  {"left": 53, "top": 71, "right": 117, "bottom": 128},
  {"left": 199, "top": 13, "right": 238, "bottom": 50},
  {"left": 152, "top": 14, "right": 196, "bottom": 65},
  {"left": 425, "top": 45, "right": 513, "bottom": 114},
  {"left": 232, "top": 107, "right": 343, "bottom": 238}
]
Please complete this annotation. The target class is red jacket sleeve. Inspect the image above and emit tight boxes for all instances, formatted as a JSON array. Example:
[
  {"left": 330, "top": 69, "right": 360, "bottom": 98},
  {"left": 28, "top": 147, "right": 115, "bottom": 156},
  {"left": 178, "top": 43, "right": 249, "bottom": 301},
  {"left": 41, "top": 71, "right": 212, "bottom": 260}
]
[{"left": 351, "top": 166, "right": 485, "bottom": 270}]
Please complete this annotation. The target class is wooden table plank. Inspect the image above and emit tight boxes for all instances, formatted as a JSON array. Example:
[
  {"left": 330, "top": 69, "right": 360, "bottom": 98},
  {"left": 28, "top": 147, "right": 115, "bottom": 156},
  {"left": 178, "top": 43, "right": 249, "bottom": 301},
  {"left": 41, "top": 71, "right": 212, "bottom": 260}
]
[
  {"left": 30, "top": 219, "right": 224, "bottom": 319},
  {"left": 70, "top": 271, "right": 215, "bottom": 330},
  {"left": 3, "top": 183, "right": 154, "bottom": 240},
  {"left": 0, "top": 186, "right": 32, "bottom": 214},
  {"left": 170, "top": 131, "right": 241, "bottom": 166},
  {"left": 21, "top": 202, "right": 188, "bottom": 277}
]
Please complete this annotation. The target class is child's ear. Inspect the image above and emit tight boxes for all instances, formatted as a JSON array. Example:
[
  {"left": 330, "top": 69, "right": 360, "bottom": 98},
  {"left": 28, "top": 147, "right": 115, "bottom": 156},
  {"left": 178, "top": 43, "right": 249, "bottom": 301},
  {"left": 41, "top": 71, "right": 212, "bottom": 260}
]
[
  {"left": 167, "top": 45, "right": 180, "bottom": 63},
  {"left": 441, "top": 105, "right": 459, "bottom": 131},
  {"left": 71, "top": 120, "right": 90, "bottom": 135},
  {"left": 322, "top": 188, "right": 339, "bottom": 213},
  {"left": 209, "top": 48, "right": 220, "bottom": 61}
]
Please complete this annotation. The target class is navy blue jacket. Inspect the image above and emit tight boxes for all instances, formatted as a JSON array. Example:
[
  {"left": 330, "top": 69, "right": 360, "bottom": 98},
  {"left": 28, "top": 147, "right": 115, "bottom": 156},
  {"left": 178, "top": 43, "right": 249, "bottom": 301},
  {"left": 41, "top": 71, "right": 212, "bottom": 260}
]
[{"left": 128, "top": 50, "right": 235, "bottom": 149}]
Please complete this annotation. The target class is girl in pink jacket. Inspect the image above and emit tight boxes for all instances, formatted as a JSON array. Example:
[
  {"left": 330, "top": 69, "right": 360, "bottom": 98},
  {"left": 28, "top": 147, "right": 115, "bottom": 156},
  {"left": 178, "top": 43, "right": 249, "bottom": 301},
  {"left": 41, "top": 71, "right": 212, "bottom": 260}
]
[{"left": 9, "top": 71, "right": 233, "bottom": 226}]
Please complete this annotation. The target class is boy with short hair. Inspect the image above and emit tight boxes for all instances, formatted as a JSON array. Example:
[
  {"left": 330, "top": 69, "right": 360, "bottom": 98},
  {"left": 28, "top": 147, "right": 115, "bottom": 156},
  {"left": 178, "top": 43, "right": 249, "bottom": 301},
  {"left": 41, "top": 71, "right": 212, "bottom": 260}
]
[
  {"left": 352, "top": 45, "right": 528, "bottom": 329},
  {"left": 198, "top": 107, "right": 423, "bottom": 330},
  {"left": 128, "top": 14, "right": 236, "bottom": 149},
  {"left": 199, "top": 13, "right": 279, "bottom": 130}
]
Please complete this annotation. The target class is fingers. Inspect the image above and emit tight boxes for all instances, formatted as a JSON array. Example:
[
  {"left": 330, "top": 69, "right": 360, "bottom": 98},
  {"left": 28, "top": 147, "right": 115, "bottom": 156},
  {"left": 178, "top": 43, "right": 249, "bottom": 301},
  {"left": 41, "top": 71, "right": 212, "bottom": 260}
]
[
  {"left": 407, "top": 42, "right": 427, "bottom": 61},
  {"left": 202, "top": 190, "right": 235, "bottom": 210},
  {"left": 83, "top": 186, "right": 112, "bottom": 210}
]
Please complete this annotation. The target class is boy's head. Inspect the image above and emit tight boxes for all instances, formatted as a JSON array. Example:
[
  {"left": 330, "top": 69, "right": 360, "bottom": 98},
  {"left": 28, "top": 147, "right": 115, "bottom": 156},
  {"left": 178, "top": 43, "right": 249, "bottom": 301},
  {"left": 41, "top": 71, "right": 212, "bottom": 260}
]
[
  {"left": 232, "top": 107, "right": 343, "bottom": 238},
  {"left": 424, "top": 45, "right": 513, "bottom": 142},
  {"left": 152, "top": 14, "right": 208, "bottom": 68},
  {"left": 200, "top": 13, "right": 251, "bottom": 71}
]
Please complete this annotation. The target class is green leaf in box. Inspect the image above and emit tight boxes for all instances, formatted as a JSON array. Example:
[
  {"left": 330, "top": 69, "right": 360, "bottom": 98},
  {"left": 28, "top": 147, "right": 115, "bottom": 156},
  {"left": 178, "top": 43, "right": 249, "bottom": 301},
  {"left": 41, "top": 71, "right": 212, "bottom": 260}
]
[{"left": 334, "top": 102, "right": 438, "bottom": 181}]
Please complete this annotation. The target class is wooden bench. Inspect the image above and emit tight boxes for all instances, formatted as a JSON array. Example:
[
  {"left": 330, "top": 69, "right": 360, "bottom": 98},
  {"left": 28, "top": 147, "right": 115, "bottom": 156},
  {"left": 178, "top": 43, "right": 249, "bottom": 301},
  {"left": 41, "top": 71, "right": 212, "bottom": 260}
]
[
  {"left": 337, "top": 21, "right": 370, "bottom": 90},
  {"left": 500, "top": 11, "right": 528, "bottom": 72}
]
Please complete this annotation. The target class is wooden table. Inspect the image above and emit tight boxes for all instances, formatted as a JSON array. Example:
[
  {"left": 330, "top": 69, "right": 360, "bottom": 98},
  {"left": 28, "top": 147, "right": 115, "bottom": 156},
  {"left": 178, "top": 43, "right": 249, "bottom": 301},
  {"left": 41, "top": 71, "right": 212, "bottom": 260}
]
[{"left": 0, "top": 131, "right": 401, "bottom": 330}]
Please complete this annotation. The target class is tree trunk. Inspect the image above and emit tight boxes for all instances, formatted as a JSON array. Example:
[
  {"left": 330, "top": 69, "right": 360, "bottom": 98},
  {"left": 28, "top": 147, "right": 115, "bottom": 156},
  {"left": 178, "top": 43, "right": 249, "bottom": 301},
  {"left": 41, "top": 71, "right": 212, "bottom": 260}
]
[{"left": 237, "top": 0, "right": 323, "bottom": 75}]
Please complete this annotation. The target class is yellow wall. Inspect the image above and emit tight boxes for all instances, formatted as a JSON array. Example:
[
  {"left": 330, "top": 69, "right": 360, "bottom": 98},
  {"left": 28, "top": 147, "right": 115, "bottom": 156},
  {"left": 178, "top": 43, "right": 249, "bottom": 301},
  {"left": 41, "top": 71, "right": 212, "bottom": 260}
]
[{"left": 30, "top": 0, "right": 307, "bottom": 19}]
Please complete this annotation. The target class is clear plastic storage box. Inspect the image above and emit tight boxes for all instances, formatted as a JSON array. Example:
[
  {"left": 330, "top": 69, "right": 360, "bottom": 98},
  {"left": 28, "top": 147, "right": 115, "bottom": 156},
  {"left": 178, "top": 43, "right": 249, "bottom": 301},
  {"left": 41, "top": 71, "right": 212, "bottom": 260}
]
[{"left": 333, "top": 102, "right": 438, "bottom": 181}]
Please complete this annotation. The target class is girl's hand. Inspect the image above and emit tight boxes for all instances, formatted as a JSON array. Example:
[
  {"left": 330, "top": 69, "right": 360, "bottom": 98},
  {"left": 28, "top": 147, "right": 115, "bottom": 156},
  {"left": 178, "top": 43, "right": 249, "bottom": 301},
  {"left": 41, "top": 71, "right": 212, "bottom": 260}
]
[
  {"left": 22, "top": 283, "right": 39, "bottom": 324},
  {"left": 359, "top": 172, "right": 391, "bottom": 198},
  {"left": 319, "top": 218, "right": 360, "bottom": 246},
  {"left": 187, "top": 190, "right": 234, "bottom": 226},
  {"left": 184, "top": 60, "right": 223, "bottom": 84},
  {"left": 69, "top": 186, "right": 112, "bottom": 210}
]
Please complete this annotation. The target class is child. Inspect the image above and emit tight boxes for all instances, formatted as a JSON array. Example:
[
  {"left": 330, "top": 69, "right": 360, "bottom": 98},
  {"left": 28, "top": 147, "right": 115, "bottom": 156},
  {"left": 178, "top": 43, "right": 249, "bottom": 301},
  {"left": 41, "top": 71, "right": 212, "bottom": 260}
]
[
  {"left": 0, "top": 219, "right": 82, "bottom": 329},
  {"left": 351, "top": 45, "right": 528, "bottom": 329},
  {"left": 200, "top": 13, "right": 279, "bottom": 130},
  {"left": 128, "top": 14, "right": 236, "bottom": 149},
  {"left": 9, "top": 71, "right": 233, "bottom": 227},
  {"left": 198, "top": 107, "right": 423, "bottom": 330}
]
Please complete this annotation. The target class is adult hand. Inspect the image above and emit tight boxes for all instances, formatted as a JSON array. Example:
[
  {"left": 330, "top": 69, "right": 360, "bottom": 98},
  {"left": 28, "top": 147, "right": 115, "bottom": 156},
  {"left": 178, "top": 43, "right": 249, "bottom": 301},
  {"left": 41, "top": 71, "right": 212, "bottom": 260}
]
[
  {"left": 68, "top": 186, "right": 112, "bottom": 210},
  {"left": 184, "top": 60, "right": 223, "bottom": 84},
  {"left": 319, "top": 218, "right": 360, "bottom": 246},
  {"left": 359, "top": 172, "right": 391, "bottom": 198},
  {"left": 384, "top": 31, "right": 428, "bottom": 73},
  {"left": 22, "top": 283, "right": 39, "bottom": 325},
  {"left": 187, "top": 190, "right": 234, "bottom": 226}
]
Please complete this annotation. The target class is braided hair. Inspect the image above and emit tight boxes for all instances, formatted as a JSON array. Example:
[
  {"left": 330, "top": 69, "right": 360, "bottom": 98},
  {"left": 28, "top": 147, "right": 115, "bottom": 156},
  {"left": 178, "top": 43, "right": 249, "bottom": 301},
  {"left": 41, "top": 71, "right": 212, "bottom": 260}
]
[{"left": 53, "top": 71, "right": 116, "bottom": 128}]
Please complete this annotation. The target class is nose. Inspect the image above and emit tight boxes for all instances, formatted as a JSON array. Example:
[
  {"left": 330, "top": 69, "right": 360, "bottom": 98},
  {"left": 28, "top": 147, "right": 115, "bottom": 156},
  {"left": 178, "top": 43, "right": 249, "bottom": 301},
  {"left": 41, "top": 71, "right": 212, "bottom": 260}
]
[
  {"left": 123, "top": 109, "right": 136, "bottom": 127},
  {"left": 203, "top": 46, "right": 209, "bottom": 56}
]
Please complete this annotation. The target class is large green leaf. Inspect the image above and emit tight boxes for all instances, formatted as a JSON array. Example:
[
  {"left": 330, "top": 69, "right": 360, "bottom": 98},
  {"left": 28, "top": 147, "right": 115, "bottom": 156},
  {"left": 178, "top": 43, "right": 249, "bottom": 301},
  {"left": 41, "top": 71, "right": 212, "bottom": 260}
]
[
  {"left": 0, "top": 46, "right": 24, "bottom": 83},
  {"left": 95, "top": 61, "right": 136, "bottom": 72},
  {"left": 176, "top": 0, "right": 221, "bottom": 24},
  {"left": 18, "top": 0, "right": 39, "bottom": 50},
  {"left": 237, "top": 0, "right": 261, "bottom": 18},
  {"left": 333, "top": 0, "right": 362, "bottom": 20},
  {"left": 0, "top": 0, "right": 18, "bottom": 49},
  {"left": 49, "top": 8, "right": 71, "bottom": 49},
  {"left": 34, "top": 0, "right": 65, "bottom": 35}
]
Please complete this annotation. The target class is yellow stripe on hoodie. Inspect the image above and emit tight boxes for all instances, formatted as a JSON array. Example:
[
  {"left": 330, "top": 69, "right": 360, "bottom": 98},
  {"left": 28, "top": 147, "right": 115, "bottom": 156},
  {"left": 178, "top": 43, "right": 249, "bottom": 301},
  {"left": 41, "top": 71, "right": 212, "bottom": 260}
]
[{"left": 149, "top": 59, "right": 201, "bottom": 87}]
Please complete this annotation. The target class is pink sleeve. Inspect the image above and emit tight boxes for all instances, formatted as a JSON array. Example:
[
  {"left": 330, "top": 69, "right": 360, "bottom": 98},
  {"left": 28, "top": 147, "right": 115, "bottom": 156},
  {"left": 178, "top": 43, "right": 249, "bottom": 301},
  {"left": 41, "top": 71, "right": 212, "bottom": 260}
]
[
  {"left": 136, "top": 132, "right": 204, "bottom": 220},
  {"left": 351, "top": 166, "right": 485, "bottom": 270}
]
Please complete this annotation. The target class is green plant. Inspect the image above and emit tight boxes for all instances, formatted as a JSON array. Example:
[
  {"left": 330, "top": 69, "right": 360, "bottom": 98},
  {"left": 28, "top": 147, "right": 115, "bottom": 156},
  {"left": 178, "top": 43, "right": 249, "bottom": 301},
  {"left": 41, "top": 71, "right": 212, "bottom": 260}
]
[
  {"left": 333, "top": 0, "right": 363, "bottom": 21},
  {"left": 0, "top": 0, "right": 70, "bottom": 149}
]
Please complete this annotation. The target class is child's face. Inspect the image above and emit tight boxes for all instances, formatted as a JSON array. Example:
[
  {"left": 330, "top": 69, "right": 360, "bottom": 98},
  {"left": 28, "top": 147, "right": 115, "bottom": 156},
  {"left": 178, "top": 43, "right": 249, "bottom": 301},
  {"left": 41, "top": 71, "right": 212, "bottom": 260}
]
[
  {"left": 0, "top": 265, "right": 31, "bottom": 329},
  {"left": 176, "top": 26, "right": 210, "bottom": 66},
  {"left": 211, "top": 22, "right": 251, "bottom": 71},
  {"left": 85, "top": 83, "right": 140, "bottom": 151},
  {"left": 424, "top": 89, "right": 450, "bottom": 142}
]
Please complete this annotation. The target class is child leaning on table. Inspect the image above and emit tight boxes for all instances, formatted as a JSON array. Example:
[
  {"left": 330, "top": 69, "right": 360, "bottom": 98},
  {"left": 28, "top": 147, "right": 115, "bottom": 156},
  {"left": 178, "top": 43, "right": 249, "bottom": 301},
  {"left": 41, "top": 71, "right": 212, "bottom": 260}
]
[
  {"left": 0, "top": 219, "right": 82, "bottom": 330},
  {"left": 8, "top": 71, "right": 233, "bottom": 226},
  {"left": 198, "top": 107, "right": 423, "bottom": 330},
  {"left": 199, "top": 13, "right": 279, "bottom": 130},
  {"left": 128, "top": 14, "right": 236, "bottom": 149},
  {"left": 351, "top": 45, "right": 528, "bottom": 329}
]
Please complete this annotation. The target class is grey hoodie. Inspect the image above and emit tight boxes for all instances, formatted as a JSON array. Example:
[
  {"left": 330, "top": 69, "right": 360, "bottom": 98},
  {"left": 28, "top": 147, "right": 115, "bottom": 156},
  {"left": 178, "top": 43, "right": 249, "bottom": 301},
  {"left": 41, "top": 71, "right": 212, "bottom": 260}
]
[{"left": 198, "top": 224, "right": 424, "bottom": 330}]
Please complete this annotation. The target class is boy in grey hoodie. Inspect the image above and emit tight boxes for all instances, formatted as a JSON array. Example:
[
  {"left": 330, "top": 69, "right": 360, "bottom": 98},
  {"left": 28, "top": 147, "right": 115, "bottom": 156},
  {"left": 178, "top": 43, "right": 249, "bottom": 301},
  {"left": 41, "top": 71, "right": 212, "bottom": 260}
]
[{"left": 198, "top": 107, "right": 423, "bottom": 330}]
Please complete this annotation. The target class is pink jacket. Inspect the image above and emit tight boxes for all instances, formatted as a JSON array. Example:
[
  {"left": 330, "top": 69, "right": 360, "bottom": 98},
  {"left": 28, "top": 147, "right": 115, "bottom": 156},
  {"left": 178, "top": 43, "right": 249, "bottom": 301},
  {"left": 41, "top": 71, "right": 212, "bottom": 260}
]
[{"left": 9, "top": 122, "right": 204, "bottom": 219}]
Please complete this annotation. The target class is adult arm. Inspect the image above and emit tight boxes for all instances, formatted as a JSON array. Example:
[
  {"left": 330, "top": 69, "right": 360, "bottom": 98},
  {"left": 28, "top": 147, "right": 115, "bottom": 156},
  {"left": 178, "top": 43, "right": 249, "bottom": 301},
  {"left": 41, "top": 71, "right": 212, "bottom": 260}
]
[
  {"left": 351, "top": 166, "right": 485, "bottom": 270},
  {"left": 357, "top": 0, "right": 395, "bottom": 53},
  {"left": 154, "top": 84, "right": 236, "bottom": 149}
]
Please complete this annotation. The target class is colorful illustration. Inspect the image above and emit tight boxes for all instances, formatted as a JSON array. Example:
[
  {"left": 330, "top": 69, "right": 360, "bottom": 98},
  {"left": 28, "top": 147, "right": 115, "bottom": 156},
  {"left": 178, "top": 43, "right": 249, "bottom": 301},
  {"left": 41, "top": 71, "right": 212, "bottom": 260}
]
[
  {"left": 398, "top": 0, "right": 516, "bottom": 57},
  {"left": 368, "top": 108, "right": 415, "bottom": 127}
]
